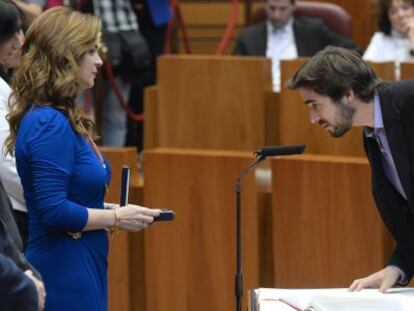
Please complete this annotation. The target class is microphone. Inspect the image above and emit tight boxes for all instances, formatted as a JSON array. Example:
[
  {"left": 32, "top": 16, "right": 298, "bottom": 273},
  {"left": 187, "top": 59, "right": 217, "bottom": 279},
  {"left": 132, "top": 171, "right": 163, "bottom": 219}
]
[
  {"left": 235, "top": 144, "right": 306, "bottom": 311},
  {"left": 254, "top": 145, "right": 306, "bottom": 159}
]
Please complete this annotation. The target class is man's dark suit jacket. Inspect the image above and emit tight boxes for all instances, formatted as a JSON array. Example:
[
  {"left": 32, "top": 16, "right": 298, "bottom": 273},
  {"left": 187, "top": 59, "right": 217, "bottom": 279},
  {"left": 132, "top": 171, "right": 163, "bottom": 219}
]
[
  {"left": 0, "top": 180, "right": 38, "bottom": 311},
  {"left": 364, "top": 80, "right": 414, "bottom": 284},
  {"left": 233, "top": 17, "right": 358, "bottom": 56}
]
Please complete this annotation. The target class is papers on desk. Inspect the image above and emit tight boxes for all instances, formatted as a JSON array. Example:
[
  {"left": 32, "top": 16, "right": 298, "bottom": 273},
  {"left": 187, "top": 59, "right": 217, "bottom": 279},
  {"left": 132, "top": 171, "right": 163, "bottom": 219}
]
[{"left": 249, "top": 288, "right": 414, "bottom": 311}]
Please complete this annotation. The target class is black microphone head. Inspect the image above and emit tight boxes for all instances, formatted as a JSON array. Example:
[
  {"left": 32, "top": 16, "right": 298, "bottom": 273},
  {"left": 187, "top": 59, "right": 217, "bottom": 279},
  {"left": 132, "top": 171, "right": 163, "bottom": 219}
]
[{"left": 254, "top": 145, "right": 305, "bottom": 158}]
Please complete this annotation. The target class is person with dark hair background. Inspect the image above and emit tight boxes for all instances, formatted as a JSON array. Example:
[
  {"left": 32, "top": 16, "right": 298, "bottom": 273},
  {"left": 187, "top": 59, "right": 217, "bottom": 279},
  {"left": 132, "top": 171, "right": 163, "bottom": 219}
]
[
  {"left": 364, "top": 0, "right": 414, "bottom": 78},
  {"left": 288, "top": 46, "right": 414, "bottom": 293}
]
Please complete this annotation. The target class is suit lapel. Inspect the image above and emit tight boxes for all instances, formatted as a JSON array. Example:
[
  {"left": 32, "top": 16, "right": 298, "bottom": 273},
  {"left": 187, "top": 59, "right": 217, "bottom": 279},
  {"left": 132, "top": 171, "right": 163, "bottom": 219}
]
[
  {"left": 293, "top": 18, "right": 305, "bottom": 56},
  {"left": 293, "top": 18, "right": 313, "bottom": 56},
  {"left": 379, "top": 90, "right": 412, "bottom": 205}
]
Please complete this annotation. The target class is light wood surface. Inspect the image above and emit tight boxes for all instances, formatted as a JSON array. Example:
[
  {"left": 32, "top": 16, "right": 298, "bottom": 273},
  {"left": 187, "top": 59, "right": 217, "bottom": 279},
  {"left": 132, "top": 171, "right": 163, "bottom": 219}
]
[
  {"left": 400, "top": 62, "right": 414, "bottom": 81},
  {"left": 143, "top": 148, "right": 261, "bottom": 311},
  {"left": 271, "top": 154, "right": 392, "bottom": 287},
  {"left": 156, "top": 55, "right": 273, "bottom": 151},
  {"left": 143, "top": 86, "right": 159, "bottom": 150},
  {"left": 366, "top": 61, "right": 396, "bottom": 81}
]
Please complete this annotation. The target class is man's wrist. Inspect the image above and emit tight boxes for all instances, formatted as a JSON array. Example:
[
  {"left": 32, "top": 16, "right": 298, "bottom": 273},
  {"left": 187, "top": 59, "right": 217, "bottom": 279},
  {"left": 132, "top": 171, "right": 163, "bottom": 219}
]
[{"left": 387, "top": 265, "right": 407, "bottom": 285}]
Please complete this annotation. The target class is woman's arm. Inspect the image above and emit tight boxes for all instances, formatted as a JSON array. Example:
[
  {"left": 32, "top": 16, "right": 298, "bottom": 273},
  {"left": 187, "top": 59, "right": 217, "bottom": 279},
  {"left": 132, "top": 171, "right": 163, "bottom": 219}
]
[{"left": 84, "top": 204, "right": 160, "bottom": 232}]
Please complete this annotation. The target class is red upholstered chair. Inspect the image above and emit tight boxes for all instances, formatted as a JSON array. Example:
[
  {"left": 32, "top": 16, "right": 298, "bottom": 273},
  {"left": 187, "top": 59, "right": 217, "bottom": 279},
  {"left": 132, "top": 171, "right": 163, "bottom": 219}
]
[{"left": 251, "top": 1, "right": 352, "bottom": 38}]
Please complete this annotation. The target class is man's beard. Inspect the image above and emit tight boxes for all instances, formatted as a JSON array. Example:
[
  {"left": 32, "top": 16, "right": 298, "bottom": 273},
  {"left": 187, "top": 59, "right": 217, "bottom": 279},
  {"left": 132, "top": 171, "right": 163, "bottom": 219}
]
[{"left": 319, "top": 100, "right": 356, "bottom": 138}]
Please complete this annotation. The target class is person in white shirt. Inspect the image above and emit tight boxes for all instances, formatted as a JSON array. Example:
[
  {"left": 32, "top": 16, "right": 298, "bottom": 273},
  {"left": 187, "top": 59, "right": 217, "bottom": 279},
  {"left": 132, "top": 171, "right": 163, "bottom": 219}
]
[
  {"left": 0, "top": 0, "right": 28, "bottom": 247},
  {"left": 363, "top": 0, "right": 414, "bottom": 79}
]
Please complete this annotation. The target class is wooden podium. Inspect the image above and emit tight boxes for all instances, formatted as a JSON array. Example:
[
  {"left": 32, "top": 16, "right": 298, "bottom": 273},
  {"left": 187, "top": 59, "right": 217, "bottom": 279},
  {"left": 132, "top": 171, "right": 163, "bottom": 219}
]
[
  {"left": 144, "top": 55, "right": 276, "bottom": 151},
  {"left": 271, "top": 154, "right": 392, "bottom": 287},
  {"left": 143, "top": 148, "right": 261, "bottom": 311}
]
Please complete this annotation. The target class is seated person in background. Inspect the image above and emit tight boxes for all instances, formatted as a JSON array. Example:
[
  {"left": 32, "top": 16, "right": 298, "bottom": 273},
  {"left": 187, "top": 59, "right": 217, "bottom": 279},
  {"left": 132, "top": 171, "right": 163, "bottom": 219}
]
[
  {"left": 363, "top": 0, "right": 414, "bottom": 78},
  {"left": 233, "top": 0, "right": 359, "bottom": 92}
]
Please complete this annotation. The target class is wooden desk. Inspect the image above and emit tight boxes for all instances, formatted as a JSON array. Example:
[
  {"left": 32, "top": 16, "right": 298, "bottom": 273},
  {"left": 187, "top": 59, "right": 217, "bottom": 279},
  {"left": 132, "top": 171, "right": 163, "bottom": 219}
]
[
  {"left": 143, "top": 148, "right": 261, "bottom": 311},
  {"left": 271, "top": 154, "right": 392, "bottom": 287},
  {"left": 400, "top": 62, "right": 414, "bottom": 80},
  {"left": 145, "top": 55, "right": 276, "bottom": 151}
]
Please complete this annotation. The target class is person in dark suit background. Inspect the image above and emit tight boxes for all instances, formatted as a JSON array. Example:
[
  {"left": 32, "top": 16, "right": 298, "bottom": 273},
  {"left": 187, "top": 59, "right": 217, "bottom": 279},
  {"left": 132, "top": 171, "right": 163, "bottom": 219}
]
[
  {"left": 233, "top": 0, "right": 358, "bottom": 91},
  {"left": 288, "top": 46, "right": 414, "bottom": 292}
]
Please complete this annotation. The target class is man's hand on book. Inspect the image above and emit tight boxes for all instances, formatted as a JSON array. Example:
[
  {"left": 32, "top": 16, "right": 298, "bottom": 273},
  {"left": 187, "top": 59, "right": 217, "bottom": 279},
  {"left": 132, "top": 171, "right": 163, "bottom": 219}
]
[{"left": 348, "top": 266, "right": 401, "bottom": 293}]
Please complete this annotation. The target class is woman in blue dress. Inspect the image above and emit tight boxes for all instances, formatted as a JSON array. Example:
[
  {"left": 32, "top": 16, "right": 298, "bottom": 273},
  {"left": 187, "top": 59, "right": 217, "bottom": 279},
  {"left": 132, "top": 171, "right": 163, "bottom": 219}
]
[{"left": 4, "top": 7, "right": 160, "bottom": 311}]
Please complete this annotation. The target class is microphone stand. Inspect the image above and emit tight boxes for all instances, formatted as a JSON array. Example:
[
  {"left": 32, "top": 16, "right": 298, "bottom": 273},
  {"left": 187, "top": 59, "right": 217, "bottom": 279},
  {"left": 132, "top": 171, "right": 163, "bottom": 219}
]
[{"left": 235, "top": 154, "right": 265, "bottom": 311}]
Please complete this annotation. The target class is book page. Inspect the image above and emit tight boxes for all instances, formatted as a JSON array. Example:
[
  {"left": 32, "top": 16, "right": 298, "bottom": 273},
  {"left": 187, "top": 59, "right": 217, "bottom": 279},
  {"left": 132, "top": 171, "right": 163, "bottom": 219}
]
[
  {"left": 307, "top": 296, "right": 403, "bottom": 311},
  {"left": 252, "top": 288, "right": 414, "bottom": 311}
]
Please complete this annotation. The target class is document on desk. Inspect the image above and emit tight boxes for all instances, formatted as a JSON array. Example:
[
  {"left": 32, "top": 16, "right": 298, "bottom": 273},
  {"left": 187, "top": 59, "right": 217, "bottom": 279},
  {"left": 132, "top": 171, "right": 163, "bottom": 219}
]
[{"left": 249, "top": 288, "right": 414, "bottom": 311}]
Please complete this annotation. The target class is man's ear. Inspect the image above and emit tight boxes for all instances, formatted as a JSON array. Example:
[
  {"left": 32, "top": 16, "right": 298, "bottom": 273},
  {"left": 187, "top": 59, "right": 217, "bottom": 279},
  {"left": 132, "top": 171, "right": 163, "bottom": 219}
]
[{"left": 343, "top": 89, "right": 355, "bottom": 103}]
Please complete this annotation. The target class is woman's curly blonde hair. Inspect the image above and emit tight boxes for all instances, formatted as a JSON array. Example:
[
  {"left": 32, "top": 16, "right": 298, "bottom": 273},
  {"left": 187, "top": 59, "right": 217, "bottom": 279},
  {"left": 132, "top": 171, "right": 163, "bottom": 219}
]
[{"left": 5, "top": 6, "right": 101, "bottom": 156}]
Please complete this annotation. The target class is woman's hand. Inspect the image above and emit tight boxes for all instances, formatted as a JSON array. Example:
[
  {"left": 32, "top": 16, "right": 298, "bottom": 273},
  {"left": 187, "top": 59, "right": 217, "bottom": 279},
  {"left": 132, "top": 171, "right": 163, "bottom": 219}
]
[{"left": 115, "top": 204, "right": 161, "bottom": 231}]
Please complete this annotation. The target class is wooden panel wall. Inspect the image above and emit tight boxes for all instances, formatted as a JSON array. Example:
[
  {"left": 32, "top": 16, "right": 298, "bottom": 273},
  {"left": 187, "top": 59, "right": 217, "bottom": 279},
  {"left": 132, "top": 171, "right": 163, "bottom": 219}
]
[
  {"left": 156, "top": 55, "right": 273, "bottom": 151},
  {"left": 400, "top": 62, "right": 414, "bottom": 80},
  {"left": 271, "top": 155, "right": 392, "bottom": 287},
  {"left": 143, "top": 148, "right": 260, "bottom": 311},
  {"left": 177, "top": 0, "right": 377, "bottom": 54}
]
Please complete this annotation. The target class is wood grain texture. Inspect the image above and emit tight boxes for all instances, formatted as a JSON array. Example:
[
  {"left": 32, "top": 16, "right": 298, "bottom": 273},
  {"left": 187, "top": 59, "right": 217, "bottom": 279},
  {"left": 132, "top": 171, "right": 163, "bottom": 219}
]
[
  {"left": 271, "top": 155, "right": 392, "bottom": 287},
  {"left": 143, "top": 86, "right": 159, "bottom": 150},
  {"left": 400, "top": 62, "right": 414, "bottom": 81},
  {"left": 366, "top": 61, "right": 396, "bottom": 81},
  {"left": 143, "top": 148, "right": 261, "bottom": 311},
  {"left": 157, "top": 55, "right": 272, "bottom": 151}
]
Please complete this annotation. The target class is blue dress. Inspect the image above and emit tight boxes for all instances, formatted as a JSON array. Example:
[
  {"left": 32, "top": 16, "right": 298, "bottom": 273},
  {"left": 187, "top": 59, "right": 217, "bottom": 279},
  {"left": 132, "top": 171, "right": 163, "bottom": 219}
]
[{"left": 15, "top": 107, "right": 111, "bottom": 311}]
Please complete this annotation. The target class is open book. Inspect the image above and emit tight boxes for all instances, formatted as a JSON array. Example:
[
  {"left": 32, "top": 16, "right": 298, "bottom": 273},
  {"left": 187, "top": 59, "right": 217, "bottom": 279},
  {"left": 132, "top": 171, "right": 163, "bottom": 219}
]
[{"left": 249, "top": 288, "right": 414, "bottom": 311}]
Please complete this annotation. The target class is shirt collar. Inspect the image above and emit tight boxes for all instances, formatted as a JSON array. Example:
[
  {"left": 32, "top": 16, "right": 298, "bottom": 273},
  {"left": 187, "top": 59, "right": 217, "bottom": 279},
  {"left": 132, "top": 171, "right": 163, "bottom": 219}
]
[
  {"left": 364, "top": 93, "right": 384, "bottom": 137},
  {"left": 267, "top": 17, "right": 294, "bottom": 35},
  {"left": 391, "top": 28, "right": 407, "bottom": 39}
]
